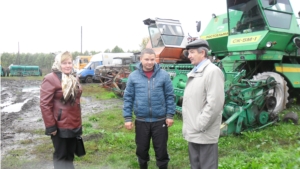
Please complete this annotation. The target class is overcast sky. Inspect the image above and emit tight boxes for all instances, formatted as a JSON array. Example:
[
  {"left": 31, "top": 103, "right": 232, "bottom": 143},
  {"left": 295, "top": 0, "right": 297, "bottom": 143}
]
[{"left": 1, "top": 0, "right": 300, "bottom": 54}]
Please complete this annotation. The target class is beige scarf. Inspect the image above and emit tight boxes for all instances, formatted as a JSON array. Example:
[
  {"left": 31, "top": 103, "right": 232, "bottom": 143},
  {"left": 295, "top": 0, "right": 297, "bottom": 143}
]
[{"left": 52, "top": 52, "right": 78, "bottom": 103}]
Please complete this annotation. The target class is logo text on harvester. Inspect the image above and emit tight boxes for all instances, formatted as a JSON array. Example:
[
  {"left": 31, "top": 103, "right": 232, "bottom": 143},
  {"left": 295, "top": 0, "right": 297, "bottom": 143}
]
[{"left": 230, "top": 35, "right": 261, "bottom": 44}]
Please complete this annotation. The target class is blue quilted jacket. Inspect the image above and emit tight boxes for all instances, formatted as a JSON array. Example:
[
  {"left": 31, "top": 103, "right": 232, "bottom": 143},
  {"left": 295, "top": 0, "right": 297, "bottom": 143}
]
[{"left": 123, "top": 63, "right": 175, "bottom": 122}]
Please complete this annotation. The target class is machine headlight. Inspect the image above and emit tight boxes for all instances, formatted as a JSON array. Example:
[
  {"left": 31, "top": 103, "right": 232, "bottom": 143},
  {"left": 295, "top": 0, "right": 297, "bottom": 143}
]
[
  {"left": 293, "top": 37, "right": 300, "bottom": 49},
  {"left": 266, "top": 41, "right": 272, "bottom": 48}
]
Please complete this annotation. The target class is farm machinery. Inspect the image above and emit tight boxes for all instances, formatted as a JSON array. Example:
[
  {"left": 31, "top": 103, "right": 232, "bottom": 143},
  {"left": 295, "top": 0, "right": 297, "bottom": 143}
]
[
  {"left": 94, "top": 55, "right": 139, "bottom": 96},
  {"left": 1, "top": 65, "right": 6, "bottom": 77},
  {"left": 109, "top": 0, "right": 300, "bottom": 135},
  {"left": 6, "top": 65, "right": 42, "bottom": 76}
]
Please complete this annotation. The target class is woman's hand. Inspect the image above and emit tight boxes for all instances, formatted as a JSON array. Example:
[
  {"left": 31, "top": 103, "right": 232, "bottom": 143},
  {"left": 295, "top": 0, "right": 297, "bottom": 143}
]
[{"left": 51, "top": 130, "right": 57, "bottom": 136}]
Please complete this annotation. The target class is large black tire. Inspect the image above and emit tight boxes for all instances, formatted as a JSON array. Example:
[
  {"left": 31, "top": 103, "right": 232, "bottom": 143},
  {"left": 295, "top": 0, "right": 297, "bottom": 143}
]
[
  {"left": 85, "top": 76, "right": 93, "bottom": 83},
  {"left": 252, "top": 72, "right": 289, "bottom": 114}
]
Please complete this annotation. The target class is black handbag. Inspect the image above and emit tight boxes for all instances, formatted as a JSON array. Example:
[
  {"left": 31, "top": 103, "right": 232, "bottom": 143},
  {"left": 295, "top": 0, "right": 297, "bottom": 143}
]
[{"left": 75, "top": 136, "right": 86, "bottom": 157}]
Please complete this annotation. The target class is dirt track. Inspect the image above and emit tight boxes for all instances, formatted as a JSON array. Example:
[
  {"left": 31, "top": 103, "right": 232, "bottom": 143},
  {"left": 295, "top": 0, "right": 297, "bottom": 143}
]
[{"left": 1, "top": 77, "right": 123, "bottom": 168}]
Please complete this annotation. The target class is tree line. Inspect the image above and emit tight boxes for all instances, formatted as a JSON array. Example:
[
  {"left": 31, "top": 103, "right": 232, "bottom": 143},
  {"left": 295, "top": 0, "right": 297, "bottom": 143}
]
[{"left": 0, "top": 38, "right": 149, "bottom": 74}]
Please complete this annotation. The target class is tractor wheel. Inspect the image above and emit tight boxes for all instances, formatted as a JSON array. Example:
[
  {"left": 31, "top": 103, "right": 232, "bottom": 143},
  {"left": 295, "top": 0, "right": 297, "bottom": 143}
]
[
  {"left": 252, "top": 72, "right": 289, "bottom": 114},
  {"left": 85, "top": 76, "right": 93, "bottom": 83},
  {"left": 282, "top": 112, "right": 299, "bottom": 125}
]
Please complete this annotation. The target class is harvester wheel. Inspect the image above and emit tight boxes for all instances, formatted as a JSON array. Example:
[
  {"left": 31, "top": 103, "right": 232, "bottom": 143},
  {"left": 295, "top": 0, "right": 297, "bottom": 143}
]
[
  {"left": 282, "top": 112, "right": 298, "bottom": 125},
  {"left": 252, "top": 72, "right": 289, "bottom": 114}
]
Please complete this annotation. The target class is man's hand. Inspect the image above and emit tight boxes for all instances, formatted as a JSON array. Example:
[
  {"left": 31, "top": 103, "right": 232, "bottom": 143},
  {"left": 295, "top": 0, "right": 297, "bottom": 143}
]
[
  {"left": 51, "top": 130, "right": 57, "bottom": 136},
  {"left": 166, "top": 119, "right": 174, "bottom": 127},
  {"left": 124, "top": 122, "right": 133, "bottom": 130}
]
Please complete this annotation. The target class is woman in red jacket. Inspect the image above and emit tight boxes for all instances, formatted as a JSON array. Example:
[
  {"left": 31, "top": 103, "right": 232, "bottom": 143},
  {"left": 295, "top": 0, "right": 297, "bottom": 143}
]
[{"left": 40, "top": 51, "right": 82, "bottom": 169}]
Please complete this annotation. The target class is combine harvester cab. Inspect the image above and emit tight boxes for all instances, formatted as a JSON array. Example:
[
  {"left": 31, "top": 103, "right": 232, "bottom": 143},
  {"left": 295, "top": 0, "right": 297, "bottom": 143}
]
[
  {"left": 199, "top": 0, "right": 300, "bottom": 135},
  {"left": 143, "top": 18, "right": 194, "bottom": 112}
]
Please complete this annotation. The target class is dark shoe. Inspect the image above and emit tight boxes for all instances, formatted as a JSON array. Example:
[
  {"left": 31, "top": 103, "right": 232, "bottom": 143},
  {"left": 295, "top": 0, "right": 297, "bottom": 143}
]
[{"left": 139, "top": 163, "right": 148, "bottom": 169}]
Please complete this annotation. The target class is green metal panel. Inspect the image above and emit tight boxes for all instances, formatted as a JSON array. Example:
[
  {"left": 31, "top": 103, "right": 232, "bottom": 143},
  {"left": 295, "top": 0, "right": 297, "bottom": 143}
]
[
  {"left": 275, "top": 63, "right": 300, "bottom": 88},
  {"left": 200, "top": 13, "right": 229, "bottom": 55}
]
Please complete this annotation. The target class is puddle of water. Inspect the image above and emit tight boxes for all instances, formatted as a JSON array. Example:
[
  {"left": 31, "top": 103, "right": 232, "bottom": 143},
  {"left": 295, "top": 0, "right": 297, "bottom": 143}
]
[
  {"left": 22, "top": 86, "right": 40, "bottom": 92},
  {"left": 1, "top": 99, "right": 30, "bottom": 113},
  {"left": 1, "top": 86, "right": 7, "bottom": 92},
  {"left": 0, "top": 100, "right": 13, "bottom": 108}
]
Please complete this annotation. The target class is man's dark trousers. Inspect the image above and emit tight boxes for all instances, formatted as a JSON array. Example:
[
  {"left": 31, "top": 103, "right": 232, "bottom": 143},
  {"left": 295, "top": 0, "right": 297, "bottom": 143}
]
[{"left": 135, "top": 120, "right": 170, "bottom": 169}]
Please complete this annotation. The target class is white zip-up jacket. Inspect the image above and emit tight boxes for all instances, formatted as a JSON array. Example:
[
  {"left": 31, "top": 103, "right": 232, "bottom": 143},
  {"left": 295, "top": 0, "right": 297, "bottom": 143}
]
[{"left": 182, "top": 59, "right": 225, "bottom": 144}]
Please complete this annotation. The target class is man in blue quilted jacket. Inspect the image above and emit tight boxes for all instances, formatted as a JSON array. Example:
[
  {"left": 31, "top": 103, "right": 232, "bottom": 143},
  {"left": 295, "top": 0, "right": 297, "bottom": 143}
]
[{"left": 123, "top": 48, "right": 175, "bottom": 169}]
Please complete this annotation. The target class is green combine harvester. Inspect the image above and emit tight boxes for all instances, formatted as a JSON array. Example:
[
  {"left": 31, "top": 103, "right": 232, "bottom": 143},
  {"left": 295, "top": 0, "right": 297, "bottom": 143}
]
[{"left": 117, "top": 0, "right": 300, "bottom": 135}]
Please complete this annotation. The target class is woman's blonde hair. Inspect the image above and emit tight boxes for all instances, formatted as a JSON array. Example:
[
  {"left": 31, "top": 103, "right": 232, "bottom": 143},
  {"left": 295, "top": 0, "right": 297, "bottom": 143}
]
[{"left": 61, "top": 51, "right": 72, "bottom": 62}]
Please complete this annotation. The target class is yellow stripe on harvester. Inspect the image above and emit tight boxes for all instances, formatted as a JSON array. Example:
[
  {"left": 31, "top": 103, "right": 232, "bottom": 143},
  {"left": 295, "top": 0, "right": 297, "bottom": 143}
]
[{"left": 275, "top": 66, "right": 300, "bottom": 72}]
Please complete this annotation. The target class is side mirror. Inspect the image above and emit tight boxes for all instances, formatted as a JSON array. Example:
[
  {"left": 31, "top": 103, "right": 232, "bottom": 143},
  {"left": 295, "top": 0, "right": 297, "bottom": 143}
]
[
  {"left": 269, "top": 0, "right": 277, "bottom": 5},
  {"left": 196, "top": 21, "right": 201, "bottom": 32}
]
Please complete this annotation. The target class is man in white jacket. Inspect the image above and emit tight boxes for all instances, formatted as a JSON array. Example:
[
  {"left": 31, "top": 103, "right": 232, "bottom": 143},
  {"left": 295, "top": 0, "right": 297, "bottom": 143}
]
[{"left": 182, "top": 39, "right": 225, "bottom": 169}]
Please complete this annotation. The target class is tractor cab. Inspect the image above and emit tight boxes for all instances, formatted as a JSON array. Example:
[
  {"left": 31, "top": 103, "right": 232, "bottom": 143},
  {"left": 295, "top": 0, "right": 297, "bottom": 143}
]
[
  {"left": 225, "top": 0, "right": 300, "bottom": 53},
  {"left": 228, "top": 0, "right": 294, "bottom": 34},
  {"left": 143, "top": 18, "right": 189, "bottom": 63}
]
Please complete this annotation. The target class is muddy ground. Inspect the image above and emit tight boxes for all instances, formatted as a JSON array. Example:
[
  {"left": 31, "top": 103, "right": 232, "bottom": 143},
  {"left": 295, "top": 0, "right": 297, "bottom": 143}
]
[{"left": 1, "top": 78, "right": 123, "bottom": 168}]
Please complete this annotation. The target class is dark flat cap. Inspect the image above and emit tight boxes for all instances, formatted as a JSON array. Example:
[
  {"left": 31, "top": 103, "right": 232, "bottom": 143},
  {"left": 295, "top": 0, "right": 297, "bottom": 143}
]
[{"left": 186, "top": 39, "right": 210, "bottom": 50}]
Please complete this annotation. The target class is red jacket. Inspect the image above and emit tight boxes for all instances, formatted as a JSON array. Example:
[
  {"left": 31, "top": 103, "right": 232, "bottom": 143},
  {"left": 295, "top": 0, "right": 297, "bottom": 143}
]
[{"left": 40, "top": 72, "right": 82, "bottom": 138}]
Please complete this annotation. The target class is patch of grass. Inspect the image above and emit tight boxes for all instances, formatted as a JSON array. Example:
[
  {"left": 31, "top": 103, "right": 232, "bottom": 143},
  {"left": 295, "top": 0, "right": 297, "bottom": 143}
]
[
  {"left": 1, "top": 76, "right": 43, "bottom": 81},
  {"left": 1, "top": 156, "right": 28, "bottom": 169},
  {"left": 82, "top": 121, "right": 93, "bottom": 128},
  {"left": 20, "top": 139, "right": 34, "bottom": 144},
  {"left": 81, "top": 83, "right": 117, "bottom": 100},
  {"left": 75, "top": 105, "right": 300, "bottom": 169},
  {"left": 32, "top": 129, "right": 45, "bottom": 135},
  {"left": 31, "top": 138, "right": 53, "bottom": 160}
]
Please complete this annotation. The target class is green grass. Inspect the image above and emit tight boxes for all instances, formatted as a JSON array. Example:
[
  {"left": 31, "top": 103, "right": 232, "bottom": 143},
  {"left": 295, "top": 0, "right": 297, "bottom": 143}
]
[
  {"left": 1, "top": 76, "right": 44, "bottom": 81},
  {"left": 74, "top": 107, "right": 300, "bottom": 169},
  {"left": 2, "top": 105, "right": 300, "bottom": 169},
  {"left": 81, "top": 83, "right": 118, "bottom": 100}
]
